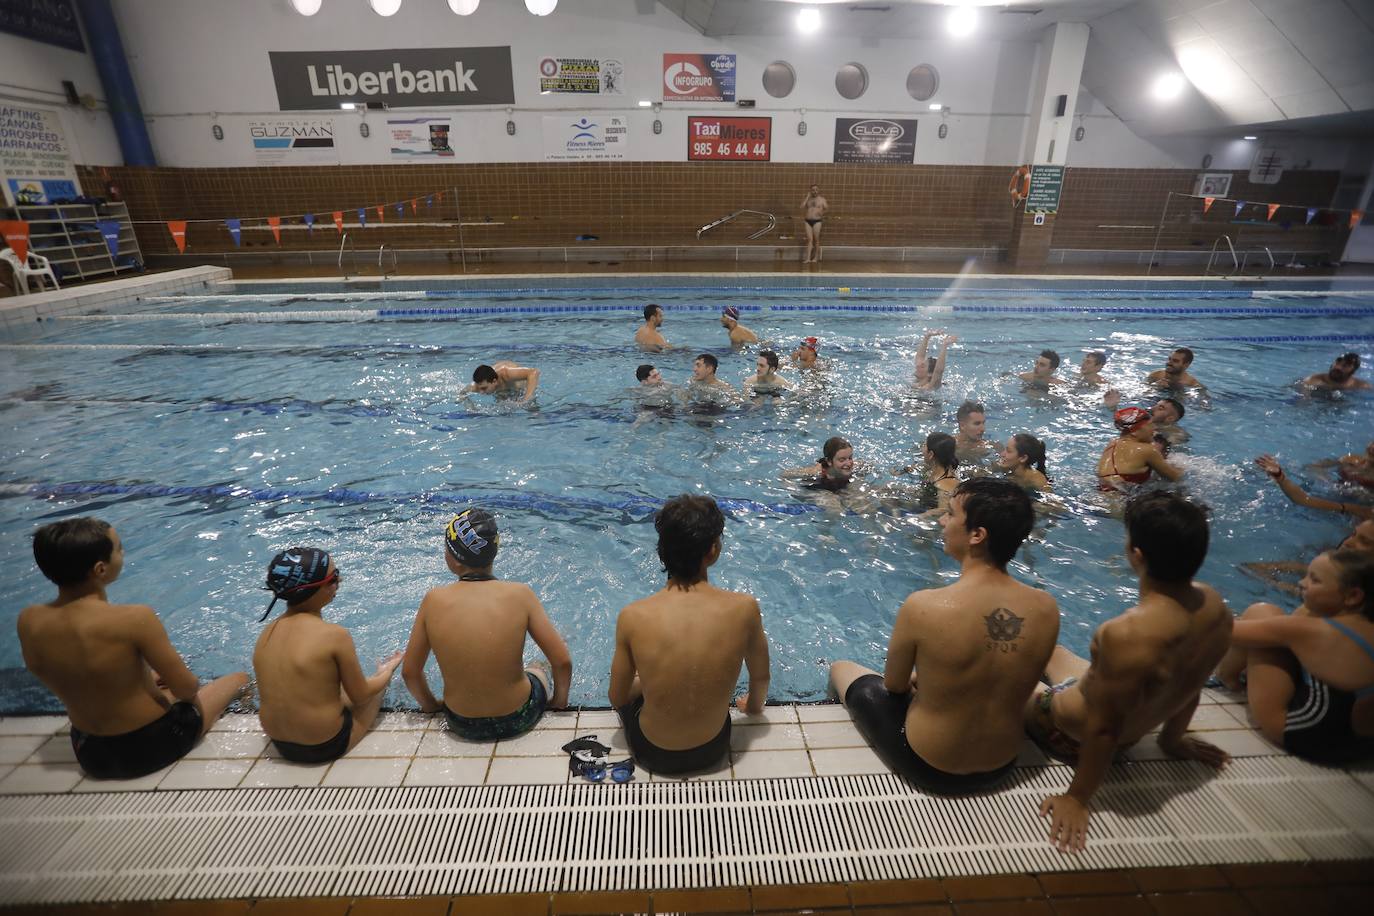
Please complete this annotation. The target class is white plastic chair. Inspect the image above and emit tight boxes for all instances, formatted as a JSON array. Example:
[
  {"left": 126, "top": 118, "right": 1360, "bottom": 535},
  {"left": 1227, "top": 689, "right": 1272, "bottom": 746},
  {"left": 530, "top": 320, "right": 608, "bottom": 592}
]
[{"left": 1, "top": 247, "right": 60, "bottom": 294}]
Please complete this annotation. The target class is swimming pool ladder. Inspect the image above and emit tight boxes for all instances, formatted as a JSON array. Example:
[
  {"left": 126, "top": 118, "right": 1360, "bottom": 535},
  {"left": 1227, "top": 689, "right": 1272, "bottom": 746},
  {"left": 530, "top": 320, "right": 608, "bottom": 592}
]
[
  {"left": 378, "top": 244, "right": 398, "bottom": 276},
  {"left": 1239, "top": 245, "right": 1275, "bottom": 275},
  {"left": 1205, "top": 234, "right": 1239, "bottom": 276},
  {"left": 696, "top": 209, "right": 777, "bottom": 240},
  {"left": 337, "top": 232, "right": 360, "bottom": 277}
]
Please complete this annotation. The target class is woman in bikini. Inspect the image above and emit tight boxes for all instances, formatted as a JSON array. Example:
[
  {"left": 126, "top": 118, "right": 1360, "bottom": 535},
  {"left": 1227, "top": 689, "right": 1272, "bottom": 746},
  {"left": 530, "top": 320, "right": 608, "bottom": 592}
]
[
  {"left": 919, "top": 431, "right": 961, "bottom": 512},
  {"left": 1096, "top": 406, "right": 1182, "bottom": 492},
  {"left": 999, "top": 433, "right": 1051, "bottom": 493}
]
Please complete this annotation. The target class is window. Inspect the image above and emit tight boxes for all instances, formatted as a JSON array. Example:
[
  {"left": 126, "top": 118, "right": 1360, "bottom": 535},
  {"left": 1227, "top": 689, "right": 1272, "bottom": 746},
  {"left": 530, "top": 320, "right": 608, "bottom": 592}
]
[
  {"left": 906, "top": 64, "right": 939, "bottom": 102},
  {"left": 763, "top": 61, "right": 796, "bottom": 99},
  {"left": 835, "top": 63, "right": 869, "bottom": 100}
]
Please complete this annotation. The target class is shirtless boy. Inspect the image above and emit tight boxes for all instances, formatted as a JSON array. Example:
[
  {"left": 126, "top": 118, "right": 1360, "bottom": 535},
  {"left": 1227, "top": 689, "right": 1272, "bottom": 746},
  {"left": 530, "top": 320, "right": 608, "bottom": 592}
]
[
  {"left": 1027, "top": 492, "right": 1233, "bottom": 852},
  {"left": 635, "top": 304, "right": 672, "bottom": 352},
  {"left": 465, "top": 361, "right": 540, "bottom": 403},
  {"left": 1302, "top": 352, "right": 1371, "bottom": 391},
  {"left": 915, "top": 330, "right": 956, "bottom": 391},
  {"left": 1147, "top": 347, "right": 1202, "bottom": 389},
  {"left": 18, "top": 518, "right": 248, "bottom": 779},
  {"left": 254, "top": 547, "right": 401, "bottom": 762},
  {"left": 743, "top": 350, "right": 791, "bottom": 394},
  {"left": 791, "top": 337, "right": 821, "bottom": 370},
  {"left": 830, "top": 478, "right": 1059, "bottom": 794},
  {"left": 403, "top": 509, "right": 572, "bottom": 740},
  {"left": 1018, "top": 350, "right": 1064, "bottom": 389},
  {"left": 801, "top": 184, "right": 828, "bottom": 263},
  {"left": 954, "top": 400, "right": 991, "bottom": 460},
  {"left": 609, "top": 495, "right": 770, "bottom": 774},
  {"left": 1077, "top": 351, "right": 1107, "bottom": 387},
  {"left": 690, "top": 353, "right": 737, "bottom": 394},
  {"left": 720, "top": 307, "right": 758, "bottom": 347}
]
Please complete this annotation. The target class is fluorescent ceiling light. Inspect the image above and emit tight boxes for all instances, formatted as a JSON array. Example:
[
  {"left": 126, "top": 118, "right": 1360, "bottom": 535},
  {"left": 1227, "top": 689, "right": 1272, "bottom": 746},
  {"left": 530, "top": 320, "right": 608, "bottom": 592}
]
[
  {"left": 289, "top": 0, "right": 323, "bottom": 15},
  {"left": 448, "top": 0, "right": 480, "bottom": 14},
  {"left": 1243, "top": 135, "right": 1258, "bottom": 140},
  {"left": 928, "top": 103, "right": 943, "bottom": 110},
  {"left": 1178, "top": 46, "right": 1233, "bottom": 100},
  {"left": 638, "top": 100, "right": 652, "bottom": 107},
  {"left": 1151, "top": 72, "right": 1185, "bottom": 101},
  {"left": 368, "top": 0, "right": 402, "bottom": 16},
  {"left": 339, "top": 102, "right": 358, "bottom": 110},
  {"left": 797, "top": 8, "right": 820, "bottom": 33},
  {"left": 525, "top": 0, "right": 557, "bottom": 15},
  {"left": 946, "top": 5, "right": 978, "bottom": 38}
]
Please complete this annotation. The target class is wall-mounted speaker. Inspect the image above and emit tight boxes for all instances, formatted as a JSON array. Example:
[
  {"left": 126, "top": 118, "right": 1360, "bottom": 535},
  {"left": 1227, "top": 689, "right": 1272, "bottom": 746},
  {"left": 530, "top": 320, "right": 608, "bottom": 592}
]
[
  {"left": 1054, "top": 94, "right": 1067, "bottom": 117},
  {"left": 62, "top": 80, "right": 79, "bottom": 105}
]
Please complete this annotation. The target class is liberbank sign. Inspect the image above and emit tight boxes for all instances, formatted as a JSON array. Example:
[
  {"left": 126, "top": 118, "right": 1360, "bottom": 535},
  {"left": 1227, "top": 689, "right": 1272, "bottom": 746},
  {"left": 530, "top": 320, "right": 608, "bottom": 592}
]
[{"left": 269, "top": 47, "right": 514, "bottom": 110}]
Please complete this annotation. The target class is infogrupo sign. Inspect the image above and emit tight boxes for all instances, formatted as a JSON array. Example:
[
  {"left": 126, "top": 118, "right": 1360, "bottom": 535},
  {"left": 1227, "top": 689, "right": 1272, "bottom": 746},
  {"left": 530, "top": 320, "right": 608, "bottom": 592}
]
[{"left": 269, "top": 47, "right": 514, "bottom": 110}]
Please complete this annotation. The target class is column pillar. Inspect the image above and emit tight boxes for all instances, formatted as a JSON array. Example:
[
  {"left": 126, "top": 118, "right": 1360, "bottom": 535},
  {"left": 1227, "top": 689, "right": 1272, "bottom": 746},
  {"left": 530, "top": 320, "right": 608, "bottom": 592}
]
[{"left": 75, "top": 0, "right": 155, "bottom": 166}]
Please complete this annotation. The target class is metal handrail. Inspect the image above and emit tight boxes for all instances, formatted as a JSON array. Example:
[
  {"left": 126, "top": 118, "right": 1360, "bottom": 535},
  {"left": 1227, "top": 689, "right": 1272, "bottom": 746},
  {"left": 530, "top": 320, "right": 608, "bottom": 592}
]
[
  {"left": 696, "top": 209, "right": 777, "bottom": 240},
  {"left": 337, "top": 232, "right": 358, "bottom": 275},
  {"left": 1205, "top": 234, "right": 1238, "bottom": 276},
  {"left": 1238, "top": 246, "right": 1276, "bottom": 274},
  {"left": 378, "top": 244, "right": 398, "bottom": 275}
]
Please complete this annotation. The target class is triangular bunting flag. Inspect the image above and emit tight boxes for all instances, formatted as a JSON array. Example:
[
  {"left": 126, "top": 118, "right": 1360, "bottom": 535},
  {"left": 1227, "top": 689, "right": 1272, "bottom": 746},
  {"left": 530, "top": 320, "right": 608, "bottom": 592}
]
[
  {"left": 376, "top": 205, "right": 385, "bottom": 223},
  {"left": 225, "top": 218, "right": 242, "bottom": 247},
  {"left": 303, "top": 213, "right": 315, "bottom": 232},
  {"left": 1203, "top": 197, "right": 1215, "bottom": 213},
  {"left": 425, "top": 195, "right": 434, "bottom": 208},
  {"left": 1267, "top": 204, "right": 1280, "bottom": 221},
  {"left": 1306, "top": 208, "right": 1318, "bottom": 224},
  {"left": 358, "top": 208, "right": 367, "bottom": 227},
  {"left": 395, "top": 202, "right": 405, "bottom": 218},
  {"left": 437, "top": 191, "right": 445, "bottom": 201},
  {"left": 96, "top": 220, "right": 121, "bottom": 258},
  {"left": 267, "top": 216, "right": 282, "bottom": 245},
  {"left": 333, "top": 211, "right": 344, "bottom": 232},
  {"left": 410, "top": 198, "right": 419, "bottom": 214},
  {"left": 167, "top": 220, "right": 187, "bottom": 253},
  {"left": 1234, "top": 201, "right": 1246, "bottom": 217},
  {"left": 1352, "top": 210, "right": 1365, "bottom": 230},
  {"left": 0, "top": 220, "right": 31, "bottom": 263}
]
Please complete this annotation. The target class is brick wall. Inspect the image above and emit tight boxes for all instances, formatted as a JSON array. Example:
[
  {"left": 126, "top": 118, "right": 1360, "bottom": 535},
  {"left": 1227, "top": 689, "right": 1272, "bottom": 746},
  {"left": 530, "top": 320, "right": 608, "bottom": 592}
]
[{"left": 75, "top": 163, "right": 1349, "bottom": 261}]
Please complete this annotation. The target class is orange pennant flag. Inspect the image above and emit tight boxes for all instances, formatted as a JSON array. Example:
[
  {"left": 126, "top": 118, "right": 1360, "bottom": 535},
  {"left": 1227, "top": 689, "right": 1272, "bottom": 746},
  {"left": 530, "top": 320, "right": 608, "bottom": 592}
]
[
  {"left": 410, "top": 197, "right": 419, "bottom": 214},
  {"left": 376, "top": 205, "right": 385, "bottom": 223},
  {"left": 1352, "top": 210, "right": 1365, "bottom": 230},
  {"left": 1266, "top": 204, "right": 1279, "bottom": 221},
  {"left": 267, "top": 216, "right": 282, "bottom": 244},
  {"left": 167, "top": 220, "right": 187, "bottom": 253},
  {"left": 437, "top": 191, "right": 445, "bottom": 201},
  {"left": 332, "top": 211, "right": 344, "bottom": 233},
  {"left": 0, "top": 220, "right": 30, "bottom": 263},
  {"left": 1202, "top": 197, "right": 1215, "bottom": 213}
]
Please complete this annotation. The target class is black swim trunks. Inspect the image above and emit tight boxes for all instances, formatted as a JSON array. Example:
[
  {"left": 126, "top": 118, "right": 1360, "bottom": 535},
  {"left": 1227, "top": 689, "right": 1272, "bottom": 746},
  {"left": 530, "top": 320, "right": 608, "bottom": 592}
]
[
  {"left": 805, "top": 218, "right": 823, "bottom": 227},
  {"left": 445, "top": 671, "right": 548, "bottom": 741},
  {"left": 617, "top": 695, "right": 730, "bottom": 775},
  {"left": 844, "top": 674, "right": 1013, "bottom": 795},
  {"left": 70, "top": 701, "right": 203, "bottom": 780},
  {"left": 271, "top": 708, "right": 353, "bottom": 764}
]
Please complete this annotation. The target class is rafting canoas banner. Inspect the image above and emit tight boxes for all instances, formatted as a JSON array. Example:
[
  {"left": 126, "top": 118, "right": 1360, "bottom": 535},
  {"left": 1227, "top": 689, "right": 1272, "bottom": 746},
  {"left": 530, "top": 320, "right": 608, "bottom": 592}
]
[{"left": 0, "top": 104, "right": 80, "bottom": 207}]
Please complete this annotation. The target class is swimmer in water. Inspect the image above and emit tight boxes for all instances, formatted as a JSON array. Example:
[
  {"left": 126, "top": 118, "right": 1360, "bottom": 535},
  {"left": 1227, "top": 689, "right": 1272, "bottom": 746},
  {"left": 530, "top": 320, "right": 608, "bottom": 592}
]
[
  {"left": 720, "top": 307, "right": 758, "bottom": 348},
  {"left": 1255, "top": 454, "right": 1374, "bottom": 521},
  {"left": 790, "top": 337, "right": 822, "bottom": 370},
  {"left": 1076, "top": 351, "right": 1108, "bottom": 387},
  {"left": 1301, "top": 352, "right": 1370, "bottom": 391},
  {"left": 635, "top": 304, "right": 672, "bottom": 352},
  {"left": 953, "top": 400, "right": 991, "bottom": 461},
  {"left": 688, "top": 353, "right": 737, "bottom": 394},
  {"left": 1147, "top": 347, "right": 1202, "bottom": 390},
  {"left": 1096, "top": 407, "right": 1182, "bottom": 492},
  {"left": 1018, "top": 350, "right": 1065, "bottom": 390},
  {"left": 1150, "top": 397, "right": 1188, "bottom": 445},
  {"left": 999, "top": 433, "right": 1051, "bottom": 493},
  {"left": 914, "top": 330, "right": 956, "bottom": 391},
  {"left": 1337, "top": 441, "right": 1374, "bottom": 490},
  {"left": 743, "top": 350, "right": 792, "bottom": 395},
  {"left": 783, "top": 436, "right": 856, "bottom": 492},
  {"left": 463, "top": 361, "right": 540, "bottom": 404},
  {"left": 636, "top": 364, "right": 665, "bottom": 387}
]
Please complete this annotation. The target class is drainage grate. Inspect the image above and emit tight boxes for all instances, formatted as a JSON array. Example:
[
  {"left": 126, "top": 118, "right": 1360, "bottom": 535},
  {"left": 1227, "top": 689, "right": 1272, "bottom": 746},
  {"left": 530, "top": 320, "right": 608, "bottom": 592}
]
[{"left": 1, "top": 759, "right": 1371, "bottom": 904}]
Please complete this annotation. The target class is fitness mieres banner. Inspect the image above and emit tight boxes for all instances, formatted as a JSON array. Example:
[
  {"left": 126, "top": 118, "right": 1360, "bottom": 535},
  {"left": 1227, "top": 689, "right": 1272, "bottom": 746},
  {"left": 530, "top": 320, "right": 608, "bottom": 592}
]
[{"left": 270, "top": 47, "right": 514, "bottom": 110}]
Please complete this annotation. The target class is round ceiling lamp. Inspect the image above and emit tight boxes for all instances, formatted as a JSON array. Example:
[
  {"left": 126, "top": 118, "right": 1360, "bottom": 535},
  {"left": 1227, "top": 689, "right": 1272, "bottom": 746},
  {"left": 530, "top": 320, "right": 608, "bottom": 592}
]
[
  {"left": 448, "top": 0, "right": 479, "bottom": 13},
  {"left": 525, "top": 0, "right": 557, "bottom": 16},
  {"left": 946, "top": 5, "right": 978, "bottom": 38},
  {"left": 368, "top": 0, "right": 402, "bottom": 16},
  {"left": 289, "top": 0, "right": 323, "bottom": 15}
]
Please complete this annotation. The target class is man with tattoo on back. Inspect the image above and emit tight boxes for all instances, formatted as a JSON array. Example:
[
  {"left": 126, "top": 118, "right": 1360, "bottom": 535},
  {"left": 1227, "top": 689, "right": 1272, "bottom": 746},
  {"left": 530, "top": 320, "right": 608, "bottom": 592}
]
[{"left": 829, "top": 478, "right": 1059, "bottom": 794}]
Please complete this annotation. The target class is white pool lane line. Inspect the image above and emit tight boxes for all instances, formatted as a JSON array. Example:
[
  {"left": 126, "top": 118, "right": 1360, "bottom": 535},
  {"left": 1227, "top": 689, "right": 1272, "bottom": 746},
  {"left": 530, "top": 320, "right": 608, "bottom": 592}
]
[{"left": 0, "top": 695, "right": 1369, "bottom": 904}]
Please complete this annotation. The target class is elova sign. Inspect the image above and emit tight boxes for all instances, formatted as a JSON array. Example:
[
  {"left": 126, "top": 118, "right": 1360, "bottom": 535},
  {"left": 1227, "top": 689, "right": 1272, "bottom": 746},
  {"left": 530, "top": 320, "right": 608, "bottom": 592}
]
[{"left": 848, "top": 120, "right": 904, "bottom": 140}]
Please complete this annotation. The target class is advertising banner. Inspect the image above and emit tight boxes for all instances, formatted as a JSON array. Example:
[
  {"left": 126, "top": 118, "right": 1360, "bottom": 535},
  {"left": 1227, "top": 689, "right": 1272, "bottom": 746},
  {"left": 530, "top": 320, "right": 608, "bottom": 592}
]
[
  {"left": 537, "top": 56, "right": 623, "bottom": 95},
  {"left": 833, "top": 118, "right": 916, "bottom": 164},
  {"left": 688, "top": 117, "right": 771, "bottom": 162},
  {"left": 249, "top": 118, "right": 337, "bottom": 165},
  {"left": 270, "top": 47, "right": 514, "bottom": 110},
  {"left": 1, "top": 104, "right": 80, "bottom": 206},
  {"left": 662, "top": 53, "right": 736, "bottom": 102},
  {"left": 542, "top": 114, "right": 627, "bottom": 161},
  {"left": 387, "top": 117, "right": 454, "bottom": 159},
  {"left": 0, "top": 0, "right": 84, "bottom": 52},
  {"left": 1025, "top": 165, "right": 1064, "bottom": 214}
]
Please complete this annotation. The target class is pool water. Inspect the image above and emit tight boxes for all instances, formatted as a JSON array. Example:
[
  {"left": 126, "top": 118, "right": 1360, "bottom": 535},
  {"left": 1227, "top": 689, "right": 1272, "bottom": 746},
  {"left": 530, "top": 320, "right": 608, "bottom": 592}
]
[{"left": 2, "top": 283, "right": 1372, "bottom": 711}]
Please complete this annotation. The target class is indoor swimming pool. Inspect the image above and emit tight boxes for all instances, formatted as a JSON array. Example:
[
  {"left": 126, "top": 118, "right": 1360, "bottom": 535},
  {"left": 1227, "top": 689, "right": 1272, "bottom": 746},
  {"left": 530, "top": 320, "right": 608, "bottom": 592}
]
[{"left": 2, "top": 278, "right": 1372, "bottom": 711}]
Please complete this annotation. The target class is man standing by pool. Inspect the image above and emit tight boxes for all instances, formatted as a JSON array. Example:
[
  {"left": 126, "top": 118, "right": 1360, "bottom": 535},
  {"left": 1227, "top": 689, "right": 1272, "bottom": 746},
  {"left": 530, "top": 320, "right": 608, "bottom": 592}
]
[
  {"left": 464, "top": 361, "right": 540, "bottom": 404},
  {"left": 801, "top": 184, "right": 828, "bottom": 264},
  {"left": 829, "top": 478, "right": 1059, "bottom": 794},
  {"left": 609, "top": 494, "right": 771, "bottom": 774},
  {"left": 1147, "top": 347, "right": 1202, "bottom": 389},
  {"left": 720, "top": 307, "right": 758, "bottom": 347},
  {"left": 635, "top": 304, "right": 672, "bottom": 352},
  {"left": 1301, "top": 352, "right": 1371, "bottom": 391}
]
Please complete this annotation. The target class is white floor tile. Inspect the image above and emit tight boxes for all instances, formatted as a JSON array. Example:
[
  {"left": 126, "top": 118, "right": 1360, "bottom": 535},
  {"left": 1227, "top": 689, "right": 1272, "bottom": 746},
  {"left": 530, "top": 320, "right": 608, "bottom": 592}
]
[
  {"left": 72, "top": 766, "right": 171, "bottom": 792},
  {"left": 321, "top": 757, "right": 410, "bottom": 787},
  {"left": 209, "top": 713, "right": 261, "bottom": 733},
  {"left": 158, "top": 760, "right": 253, "bottom": 790},
  {"left": 485, "top": 755, "right": 568, "bottom": 785},
  {"left": 348, "top": 729, "right": 424, "bottom": 757},
  {"left": 1220, "top": 704, "right": 1253, "bottom": 728},
  {"left": 371, "top": 711, "right": 437, "bottom": 731},
  {"left": 530, "top": 711, "right": 579, "bottom": 731},
  {"left": 795, "top": 703, "right": 852, "bottom": 723},
  {"left": 404, "top": 757, "right": 489, "bottom": 786},
  {"left": 731, "top": 749, "right": 813, "bottom": 780},
  {"left": 495, "top": 727, "right": 587, "bottom": 757},
  {"left": 729, "top": 705, "right": 799, "bottom": 726},
  {"left": 1206, "top": 728, "right": 1281, "bottom": 757},
  {"left": 416, "top": 732, "right": 496, "bottom": 758},
  {"left": 1123, "top": 735, "right": 1171, "bottom": 762},
  {"left": 27, "top": 735, "right": 76, "bottom": 765},
  {"left": 0, "top": 763, "right": 83, "bottom": 793},
  {"left": 0, "top": 716, "right": 68, "bottom": 736},
  {"left": 0, "top": 735, "right": 50, "bottom": 765},
  {"left": 730, "top": 722, "right": 806, "bottom": 752},
  {"left": 574, "top": 710, "right": 622, "bottom": 730},
  {"left": 810, "top": 745, "right": 890, "bottom": 777},
  {"left": 240, "top": 757, "right": 328, "bottom": 788},
  {"left": 1187, "top": 705, "right": 1247, "bottom": 731},
  {"left": 648, "top": 756, "right": 733, "bottom": 782},
  {"left": 800, "top": 721, "right": 870, "bottom": 749},
  {"left": 184, "top": 732, "right": 268, "bottom": 760}
]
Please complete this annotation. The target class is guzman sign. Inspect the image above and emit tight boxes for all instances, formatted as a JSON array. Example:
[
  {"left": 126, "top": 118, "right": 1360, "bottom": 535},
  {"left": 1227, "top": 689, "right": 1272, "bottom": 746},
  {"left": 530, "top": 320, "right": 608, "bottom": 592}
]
[{"left": 269, "top": 47, "right": 514, "bottom": 110}]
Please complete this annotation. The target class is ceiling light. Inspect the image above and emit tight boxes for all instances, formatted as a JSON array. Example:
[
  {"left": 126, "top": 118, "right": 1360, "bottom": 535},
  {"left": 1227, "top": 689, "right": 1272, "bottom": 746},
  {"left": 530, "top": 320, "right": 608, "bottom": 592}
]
[
  {"left": 368, "top": 0, "right": 402, "bottom": 16},
  {"left": 447, "top": 0, "right": 479, "bottom": 14},
  {"left": 340, "top": 102, "right": 358, "bottom": 110},
  {"left": 1151, "top": 72, "right": 1185, "bottom": 101},
  {"left": 525, "top": 0, "right": 557, "bottom": 15},
  {"left": 1243, "top": 135, "right": 1258, "bottom": 140},
  {"left": 638, "top": 100, "right": 652, "bottom": 107},
  {"left": 946, "top": 5, "right": 978, "bottom": 38},
  {"left": 928, "top": 103, "right": 943, "bottom": 111},
  {"left": 797, "top": 8, "right": 820, "bottom": 33},
  {"left": 289, "top": 0, "right": 323, "bottom": 15}
]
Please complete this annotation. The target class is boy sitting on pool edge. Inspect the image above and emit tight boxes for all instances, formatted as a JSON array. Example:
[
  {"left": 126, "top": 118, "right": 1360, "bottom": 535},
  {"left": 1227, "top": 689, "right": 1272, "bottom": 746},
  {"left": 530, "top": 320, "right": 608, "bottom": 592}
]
[{"left": 402, "top": 509, "right": 572, "bottom": 740}]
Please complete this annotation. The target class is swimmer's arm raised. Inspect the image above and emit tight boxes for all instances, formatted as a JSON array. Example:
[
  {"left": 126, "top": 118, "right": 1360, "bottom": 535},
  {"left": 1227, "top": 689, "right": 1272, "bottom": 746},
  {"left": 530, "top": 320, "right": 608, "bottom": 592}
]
[
  {"left": 134, "top": 607, "right": 200, "bottom": 704},
  {"left": 929, "top": 335, "right": 954, "bottom": 388},
  {"left": 525, "top": 590, "right": 572, "bottom": 709},
  {"left": 1257, "top": 455, "right": 1374, "bottom": 519},
  {"left": 737, "top": 598, "right": 770, "bottom": 715},
  {"left": 607, "top": 612, "right": 637, "bottom": 709},
  {"left": 401, "top": 600, "right": 443, "bottom": 712}
]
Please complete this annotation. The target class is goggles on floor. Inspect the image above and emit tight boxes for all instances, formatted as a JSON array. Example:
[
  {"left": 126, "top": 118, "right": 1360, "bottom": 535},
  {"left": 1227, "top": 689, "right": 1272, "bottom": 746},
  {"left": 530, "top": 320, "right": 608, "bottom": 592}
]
[{"left": 569, "top": 751, "right": 635, "bottom": 783}]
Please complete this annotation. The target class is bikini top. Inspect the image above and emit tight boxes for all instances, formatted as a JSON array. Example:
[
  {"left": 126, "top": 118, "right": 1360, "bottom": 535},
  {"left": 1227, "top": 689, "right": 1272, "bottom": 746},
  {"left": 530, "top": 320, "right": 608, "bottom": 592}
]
[
  {"left": 1325, "top": 618, "right": 1374, "bottom": 699},
  {"left": 1100, "top": 441, "right": 1152, "bottom": 484}
]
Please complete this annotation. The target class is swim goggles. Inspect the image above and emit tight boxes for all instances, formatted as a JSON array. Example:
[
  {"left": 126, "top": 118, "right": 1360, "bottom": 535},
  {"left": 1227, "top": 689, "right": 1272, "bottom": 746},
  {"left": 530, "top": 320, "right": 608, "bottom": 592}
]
[
  {"left": 569, "top": 752, "right": 635, "bottom": 784},
  {"left": 259, "top": 569, "right": 343, "bottom": 622}
]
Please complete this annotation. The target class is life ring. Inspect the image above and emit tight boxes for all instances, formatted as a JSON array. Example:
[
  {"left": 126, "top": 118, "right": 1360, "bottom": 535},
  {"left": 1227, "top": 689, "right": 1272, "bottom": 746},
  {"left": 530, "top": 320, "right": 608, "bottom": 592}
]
[{"left": 1009, "top": 166, "right": 1031, "bottom": 206}]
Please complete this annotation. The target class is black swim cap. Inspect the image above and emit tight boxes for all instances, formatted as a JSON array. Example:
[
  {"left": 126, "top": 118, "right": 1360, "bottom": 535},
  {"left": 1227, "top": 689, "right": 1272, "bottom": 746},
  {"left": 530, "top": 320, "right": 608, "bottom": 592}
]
[
  {"left": 446, "top": 508, "right": 499, "bottom": 568},
  {"left": 262, "top": 547, "right": 331, "bottom": 621}
]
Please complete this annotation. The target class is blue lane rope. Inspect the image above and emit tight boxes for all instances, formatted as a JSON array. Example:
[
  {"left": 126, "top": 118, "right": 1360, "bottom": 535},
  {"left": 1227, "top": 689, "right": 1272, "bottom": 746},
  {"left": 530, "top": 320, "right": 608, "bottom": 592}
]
[{"left": 3, "top": 480, "right": 822, "bottom": 518}]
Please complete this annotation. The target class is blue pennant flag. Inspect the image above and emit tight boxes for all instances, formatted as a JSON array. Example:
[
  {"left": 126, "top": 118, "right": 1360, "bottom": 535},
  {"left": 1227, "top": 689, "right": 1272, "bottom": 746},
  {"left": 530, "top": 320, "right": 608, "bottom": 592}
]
[
  {"left": 302, "top": 213, "right": 315, "bottom": 232},
  {"left": 96, "top": 220, "right": 121, "bottom": 258},
  {"left": 1234, "top": 201, "right": 1247, "bottom": 217},
  {"left": 395, "top": 202, "right": 405, "bottom": 218},
  {"left": 1306, "top": 207, "right": 1318, "bottom": 224},
  {"left": 224, "top": 218, "right": 242, "bottom": 247},
  {"left": 357, "top": 208, "right": 367, "bottom": 227},
  {"left": 426, "top": 195, "right": 434, "bottom": 208}
]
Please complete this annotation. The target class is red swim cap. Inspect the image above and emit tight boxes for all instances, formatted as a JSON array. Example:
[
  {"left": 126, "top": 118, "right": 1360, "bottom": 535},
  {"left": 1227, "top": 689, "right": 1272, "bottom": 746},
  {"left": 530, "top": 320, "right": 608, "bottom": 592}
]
[
  {"left": 801, "top": 337, "right": 819, "bottom": 351},
  {"left": 1114, "top": 407, "right": 1151, "bottom": 433}
]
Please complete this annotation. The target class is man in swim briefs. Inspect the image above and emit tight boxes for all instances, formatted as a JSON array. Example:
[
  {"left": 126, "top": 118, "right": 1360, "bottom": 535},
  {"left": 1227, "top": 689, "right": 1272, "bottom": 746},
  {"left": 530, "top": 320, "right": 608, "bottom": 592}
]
[
  {"left": 829, "top": 478, "right": 1059, "bottom": 794},
  {"left": 1018, "top": 349, "right": 1064, "bottom": 389},
  {"left": 743, "top": 350, "right": 791, "bottom": 394},
  {"left": 464, "top": 361, "right": 540, "bottom": 404},
  {"left": 720, "top": 307, "right": 758, "bottom": 347},
  {"left": 1028, "top": 492, "right": 1233, "bottom": 852},
  {"left": 954, "top": 400, "right": 990, "bottom": 459},
  {"left": 1147, "top": 347, "right": 1202, "bottom": 389},
  {"left": 609, "top": 494, "right": 771, "bottom": 774},
  {"left": 801, "top": 184, "right": 828, "bottom": 264},
  {"left": 1302, "top": 352, "right": 1371, "bottom": 391},
  {"left": 635, "top": 303, "right": 672, "bottom": 352},
  {"left": 402, "top": 509, "right": 572, "bottom": 741},
  {"left": 17, "top": 518, "right": 249, "bottom": 780}
]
